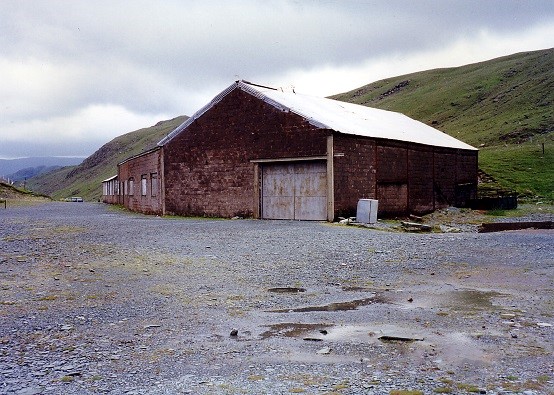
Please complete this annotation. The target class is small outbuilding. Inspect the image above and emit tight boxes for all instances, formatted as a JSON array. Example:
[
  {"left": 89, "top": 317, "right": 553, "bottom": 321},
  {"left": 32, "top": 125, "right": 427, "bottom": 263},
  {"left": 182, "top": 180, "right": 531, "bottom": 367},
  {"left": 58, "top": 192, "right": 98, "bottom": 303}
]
[{"left": 103, "top": 80, "right": 478, "bottom": 220}]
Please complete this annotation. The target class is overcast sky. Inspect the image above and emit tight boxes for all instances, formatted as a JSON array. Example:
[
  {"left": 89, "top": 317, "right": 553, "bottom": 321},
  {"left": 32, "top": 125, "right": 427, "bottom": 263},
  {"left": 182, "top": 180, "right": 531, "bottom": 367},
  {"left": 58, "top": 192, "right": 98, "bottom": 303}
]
[{"left": 1, "top": 0, "right": 553, "bottom": 159}]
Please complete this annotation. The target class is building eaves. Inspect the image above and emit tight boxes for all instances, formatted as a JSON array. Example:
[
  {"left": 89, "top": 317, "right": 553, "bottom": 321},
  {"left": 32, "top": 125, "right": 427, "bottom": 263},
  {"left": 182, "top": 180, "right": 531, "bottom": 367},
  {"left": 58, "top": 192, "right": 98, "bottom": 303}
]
[
  {"left": 102, "top": 174, "right": 118, "bottom": 182},
  {"left": 118, "top": 146, "right": 161, "bottom": 167}
]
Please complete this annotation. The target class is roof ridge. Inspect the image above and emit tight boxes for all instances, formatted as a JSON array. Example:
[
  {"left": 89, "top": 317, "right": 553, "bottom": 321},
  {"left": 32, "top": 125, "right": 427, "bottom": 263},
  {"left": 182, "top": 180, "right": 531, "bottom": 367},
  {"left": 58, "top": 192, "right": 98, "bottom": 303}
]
[{"left": 157, "top": 80, "right": 476, "bottom": 151}]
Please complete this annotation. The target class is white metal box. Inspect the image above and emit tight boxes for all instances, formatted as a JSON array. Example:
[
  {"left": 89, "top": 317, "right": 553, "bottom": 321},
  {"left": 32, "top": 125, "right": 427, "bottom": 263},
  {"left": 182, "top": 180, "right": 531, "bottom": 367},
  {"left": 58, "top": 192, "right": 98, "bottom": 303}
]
[{"left": 356, "top": 199, "right": 378, "bottom": 224}]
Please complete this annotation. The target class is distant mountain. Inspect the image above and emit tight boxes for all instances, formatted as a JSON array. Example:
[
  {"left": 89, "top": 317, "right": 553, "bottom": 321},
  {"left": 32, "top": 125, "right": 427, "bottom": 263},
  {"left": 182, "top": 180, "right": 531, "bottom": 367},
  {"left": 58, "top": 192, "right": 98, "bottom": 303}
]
[
  {"left": 0, "top": 157, "right": 84, "bottom": 180},
  {"left": 27, "top": 116, "right": 188, "bottom": 201},
  {"left": 8, "top": 165, "right": 64, "bottom": 183}
]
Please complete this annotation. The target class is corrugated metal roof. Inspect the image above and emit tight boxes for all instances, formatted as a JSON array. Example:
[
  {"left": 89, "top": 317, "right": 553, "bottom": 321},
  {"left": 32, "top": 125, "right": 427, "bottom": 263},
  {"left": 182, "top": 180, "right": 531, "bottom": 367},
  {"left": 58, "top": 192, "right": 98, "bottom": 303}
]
[{"left": 159, "top": 80, "right": 477, "bottom": 151}]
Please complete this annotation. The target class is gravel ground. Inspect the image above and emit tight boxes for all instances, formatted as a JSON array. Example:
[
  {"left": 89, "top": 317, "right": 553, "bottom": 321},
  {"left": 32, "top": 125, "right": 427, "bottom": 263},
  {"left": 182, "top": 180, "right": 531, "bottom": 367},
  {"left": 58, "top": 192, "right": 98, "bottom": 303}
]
[{"left": 0, "top": 202, "right": 552, "bottom": 395}]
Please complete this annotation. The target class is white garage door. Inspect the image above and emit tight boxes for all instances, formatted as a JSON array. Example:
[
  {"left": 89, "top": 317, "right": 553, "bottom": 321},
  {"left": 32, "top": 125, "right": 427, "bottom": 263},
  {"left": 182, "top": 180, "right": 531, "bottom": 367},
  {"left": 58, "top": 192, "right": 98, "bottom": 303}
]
[{"left": 262, "top": 161, "right": 327, "bottom": 220}]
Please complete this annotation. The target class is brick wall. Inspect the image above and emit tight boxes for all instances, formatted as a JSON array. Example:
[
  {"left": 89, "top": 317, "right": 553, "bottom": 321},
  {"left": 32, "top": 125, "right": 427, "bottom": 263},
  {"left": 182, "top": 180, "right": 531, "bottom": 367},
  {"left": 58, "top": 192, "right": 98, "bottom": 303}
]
[
  {"left": 375, "top": 142, "right": 408, "bottom": 215},
  {"left": 433, "top": 149, "right": 457, "bottom": 207},
  {"left": 333, "top": 134, "right": 376, "bottom": 218},
  {"left": 456, "top": 150, "right": 478, "bottom": 184},
  {"left": 118, "top": 149, "right": 164, "bottom": 215},
  {"left": 407, "top": 146, "right": 435, "bottom": 213},
  {"left": 336, "top": 138, "right": 478, "bottom": 217},
  {"left": 163, "top": 89, "right": 328, "bottom": 217},
  {"left": 455, "top": 150, "right": 478, "bottom": 206}
]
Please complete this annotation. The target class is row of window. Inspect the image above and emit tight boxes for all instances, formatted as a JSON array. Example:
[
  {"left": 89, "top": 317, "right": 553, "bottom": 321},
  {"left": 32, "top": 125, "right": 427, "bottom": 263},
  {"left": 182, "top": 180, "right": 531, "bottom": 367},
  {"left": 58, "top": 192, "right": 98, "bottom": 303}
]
[{"left": 103, "top": 173, "right": 158, "bottom": 197}]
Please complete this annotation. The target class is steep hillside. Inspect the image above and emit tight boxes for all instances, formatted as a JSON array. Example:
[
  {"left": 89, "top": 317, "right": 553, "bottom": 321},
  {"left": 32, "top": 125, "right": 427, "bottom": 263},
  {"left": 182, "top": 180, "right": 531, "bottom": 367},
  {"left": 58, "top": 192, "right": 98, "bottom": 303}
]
[
  {"left": 27, "top": 116, "right": 188, "bottom": 201},
  {"left": 332, "top": 48, "right": 553, "bottom": 200}
]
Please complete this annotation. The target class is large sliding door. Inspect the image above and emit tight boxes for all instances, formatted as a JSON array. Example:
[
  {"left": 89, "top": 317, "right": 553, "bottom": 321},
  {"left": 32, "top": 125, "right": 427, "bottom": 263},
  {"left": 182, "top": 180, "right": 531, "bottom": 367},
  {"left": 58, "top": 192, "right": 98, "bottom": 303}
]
[{"left": 261, "top": 161, "right": 327, "bottom": 220}]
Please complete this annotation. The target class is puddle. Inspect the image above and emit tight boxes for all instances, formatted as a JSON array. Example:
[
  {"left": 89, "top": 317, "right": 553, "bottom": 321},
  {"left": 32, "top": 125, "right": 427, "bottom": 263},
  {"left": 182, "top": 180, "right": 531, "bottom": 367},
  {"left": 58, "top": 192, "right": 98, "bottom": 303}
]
[
  {"left": 269, "top": 295, "right": 388, "bottom": 313},
  {"left": 453, "top": 290, "right": 504, "bottom": 310},
  {"left": 268, "top": 287, "right": 306, "bottom": 293},
  {"left": 321, "top": 324, "right": 424, "bottom": 344},
  {"left": 260, "top": 323, "right": 329, "bottom": 340},
  {"left": 400, "top": 289, "right": 507, "bottom": 312},
  {"left": 260, "top": 322, "right": 490, "bottom": 366}
]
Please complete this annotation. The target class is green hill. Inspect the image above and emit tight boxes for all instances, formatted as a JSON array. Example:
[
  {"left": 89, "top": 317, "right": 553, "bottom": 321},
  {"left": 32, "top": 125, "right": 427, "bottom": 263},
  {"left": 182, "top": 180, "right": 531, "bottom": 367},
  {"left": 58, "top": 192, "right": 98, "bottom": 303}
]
[
  {"left": 331, "top": 48, "right": 553, "bottom": 200},
  {"left": 27, "top": 116, "right": 188, "bottom": 201}
]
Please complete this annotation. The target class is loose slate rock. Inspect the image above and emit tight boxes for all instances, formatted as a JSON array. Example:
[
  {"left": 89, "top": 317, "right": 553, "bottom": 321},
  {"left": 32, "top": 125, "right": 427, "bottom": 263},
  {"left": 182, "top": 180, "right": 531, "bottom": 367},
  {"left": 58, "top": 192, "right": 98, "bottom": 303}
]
[
  {"left": 378, "top": 335, "right": 424, "bottom": 342},
  {"left": 16, "top": 388, "right": 43, "bottom": 395},
  {"left": 268, "top": 287, "right": 306, "bottom": 293},
  {"left": 316, "top": 347, "right": 331, "bottom": 355},
  {"left": 143, "top": 324, "right": 161, "bottom": 329}
]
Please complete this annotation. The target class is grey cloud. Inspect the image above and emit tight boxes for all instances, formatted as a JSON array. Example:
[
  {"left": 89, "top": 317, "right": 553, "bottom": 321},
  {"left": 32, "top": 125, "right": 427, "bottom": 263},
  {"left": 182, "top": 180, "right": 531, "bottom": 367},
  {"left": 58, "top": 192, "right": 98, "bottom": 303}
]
[{"left": 0, "top": 0, "right": 552, "bottom": 158}]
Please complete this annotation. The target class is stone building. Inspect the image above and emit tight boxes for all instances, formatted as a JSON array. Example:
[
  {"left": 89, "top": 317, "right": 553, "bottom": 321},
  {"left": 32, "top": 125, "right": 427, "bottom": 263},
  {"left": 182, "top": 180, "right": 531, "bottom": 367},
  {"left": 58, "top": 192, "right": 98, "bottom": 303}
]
[{"left": 102, "top": 80, "right": 477, "bottom": 220}]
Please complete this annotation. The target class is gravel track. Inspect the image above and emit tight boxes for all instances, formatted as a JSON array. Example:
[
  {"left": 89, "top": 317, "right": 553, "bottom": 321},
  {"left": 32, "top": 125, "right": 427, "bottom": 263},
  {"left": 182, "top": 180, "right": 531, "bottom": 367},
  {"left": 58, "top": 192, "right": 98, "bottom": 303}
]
[{"left": 0, "top": 202, "right": 553, "bottom": 395}]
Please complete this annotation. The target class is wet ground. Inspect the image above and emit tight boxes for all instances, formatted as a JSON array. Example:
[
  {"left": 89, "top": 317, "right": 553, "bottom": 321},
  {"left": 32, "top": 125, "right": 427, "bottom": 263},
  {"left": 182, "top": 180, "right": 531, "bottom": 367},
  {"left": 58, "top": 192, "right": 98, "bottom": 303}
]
[{"left": 0, "top": 202, "right": 552, "bottom": 394}]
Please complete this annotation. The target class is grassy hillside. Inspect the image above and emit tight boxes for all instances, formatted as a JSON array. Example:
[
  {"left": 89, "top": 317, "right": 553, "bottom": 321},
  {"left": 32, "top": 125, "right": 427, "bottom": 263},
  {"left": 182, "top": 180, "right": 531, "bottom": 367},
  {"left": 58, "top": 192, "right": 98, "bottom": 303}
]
[
  {"left": 332, "top": 48, "right": 553, "bottom": 200},
  {"left": 27, "top": 116, "right": 188, "bottom": 201},
  {"left": 0, "top": 181, "right": 51, "bottom": 205}
]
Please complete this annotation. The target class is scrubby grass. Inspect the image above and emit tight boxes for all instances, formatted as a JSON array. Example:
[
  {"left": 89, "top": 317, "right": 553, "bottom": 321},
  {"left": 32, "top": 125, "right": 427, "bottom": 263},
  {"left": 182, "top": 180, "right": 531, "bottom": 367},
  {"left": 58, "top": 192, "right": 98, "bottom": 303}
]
[
  {"left": 0, "top": 181, "right": 52, "bottom": 204},
  {"left": 479, "top": 142, "right": 553, "bottom": 201}
]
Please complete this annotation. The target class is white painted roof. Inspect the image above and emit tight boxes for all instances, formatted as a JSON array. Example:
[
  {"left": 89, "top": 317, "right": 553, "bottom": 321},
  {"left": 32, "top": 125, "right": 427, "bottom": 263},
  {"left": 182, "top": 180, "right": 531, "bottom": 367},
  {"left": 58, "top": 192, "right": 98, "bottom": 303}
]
[
  {"left": 160, "top": 81, "right": 477, "bottom": 151},
  {"left": 102, "top": 175, "right": 118, "bottom": 182}
]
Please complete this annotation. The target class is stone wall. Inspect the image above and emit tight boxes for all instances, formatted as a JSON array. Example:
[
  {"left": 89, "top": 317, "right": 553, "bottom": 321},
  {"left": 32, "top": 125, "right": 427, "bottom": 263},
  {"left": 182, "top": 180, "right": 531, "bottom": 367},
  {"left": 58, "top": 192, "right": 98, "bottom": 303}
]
[
  {"left": 333, "top": 134, "right": 376, "bottom": 218},
  {"left": 163, "top": 89, "right": 328, "bottom": 217},
  {"left": 333, "top": 137, "right": 478, "bottom": 217},
  {"left": 118, "top": 148, "right": 164, "bottom": 215}
]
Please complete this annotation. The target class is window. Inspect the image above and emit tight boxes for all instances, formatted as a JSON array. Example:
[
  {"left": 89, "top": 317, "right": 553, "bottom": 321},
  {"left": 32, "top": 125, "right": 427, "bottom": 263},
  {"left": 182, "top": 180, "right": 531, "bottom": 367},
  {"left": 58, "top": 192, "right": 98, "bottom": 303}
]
[
  {"left": 128, "top": 178, "right": 134, "bottom": 196},
  {"left": 141, "top": 175, "right": 147, "bottom": 196},
  {"left": 151, "top": 173, "right": 158, "bottom": 197}
]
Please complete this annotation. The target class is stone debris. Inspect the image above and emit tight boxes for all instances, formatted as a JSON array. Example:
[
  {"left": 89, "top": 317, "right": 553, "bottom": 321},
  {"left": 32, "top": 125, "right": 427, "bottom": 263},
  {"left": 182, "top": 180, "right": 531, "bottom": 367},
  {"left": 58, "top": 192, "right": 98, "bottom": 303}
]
[
  {"left": 316, "top": 347, "right": 331, "bottom": 355},
  {"left": 401, "top": 221, "right": 433, "bottom": 232},
  {"left": 143, "top": 324, "right": 161, "bottom": 329},
  {"left": 378, "top": 335, "right": 424, "bottom": 343}
]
